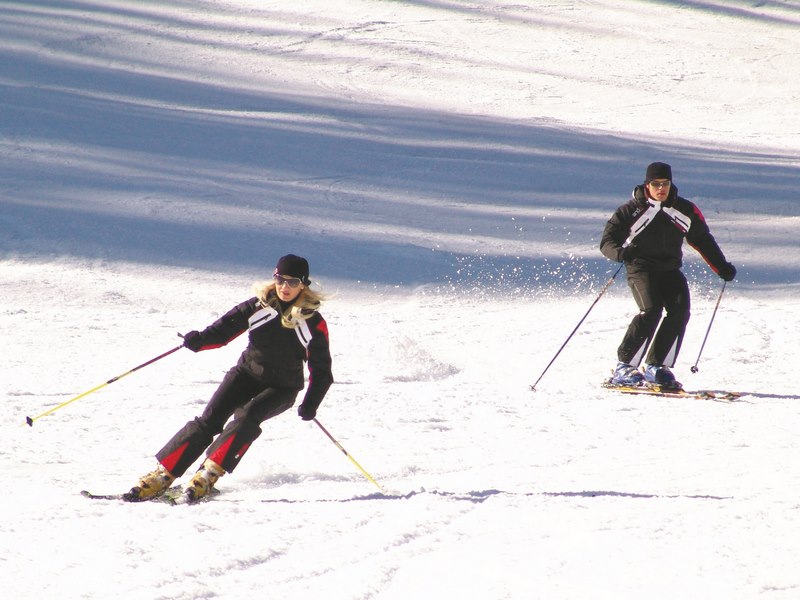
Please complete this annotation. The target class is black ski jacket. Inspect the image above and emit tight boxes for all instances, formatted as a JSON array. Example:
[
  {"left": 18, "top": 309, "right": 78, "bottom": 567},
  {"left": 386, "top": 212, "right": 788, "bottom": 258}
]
[
  {"left": 190, "top": 297, "right": 333, "bottom": 412},
  {"left": 600, "top": 185, "right": 729, "bottom": 275}
]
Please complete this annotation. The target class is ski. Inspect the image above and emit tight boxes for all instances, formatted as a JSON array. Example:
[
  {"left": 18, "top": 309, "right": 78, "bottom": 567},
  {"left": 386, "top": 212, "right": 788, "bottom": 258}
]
[
  {"left": 602, "top": 380, "right": 743, "bottom": 401},
  {"left": 80, "top": 486, "right": 220, "bottom": 504},
  {"left": 81, "top": 486, "right": 181, "bottom": 504},
  {"left": 81, "top": 491, "right": 127, "bottom": 501}
]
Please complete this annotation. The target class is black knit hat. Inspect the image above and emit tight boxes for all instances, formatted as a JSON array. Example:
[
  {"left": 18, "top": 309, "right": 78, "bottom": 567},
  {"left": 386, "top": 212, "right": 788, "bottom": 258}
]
[
  {"left": 275, "top": 254, "right": 310, "bottom": 284},
  {"left": 645, "top": 162, "right": 672, "bottom": 183}
]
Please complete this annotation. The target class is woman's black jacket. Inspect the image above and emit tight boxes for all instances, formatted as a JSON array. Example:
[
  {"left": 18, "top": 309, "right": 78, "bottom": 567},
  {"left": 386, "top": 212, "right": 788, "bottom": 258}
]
[{"left": 190, "top": 297, "right": 333, "bottom": 413}]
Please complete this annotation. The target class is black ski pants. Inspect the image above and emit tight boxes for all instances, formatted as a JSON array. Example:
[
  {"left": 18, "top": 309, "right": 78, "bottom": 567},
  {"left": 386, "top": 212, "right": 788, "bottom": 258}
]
[
  {"left": 617, "top": 269, "right": 691, "bottom": 368},
  {"left": 156, "top": 366, "right": 298, "bottom": 477}
]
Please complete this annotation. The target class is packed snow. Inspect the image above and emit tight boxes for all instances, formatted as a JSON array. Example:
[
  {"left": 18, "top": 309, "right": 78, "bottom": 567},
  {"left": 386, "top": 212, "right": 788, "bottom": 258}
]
[{"left": 2, "top": 1, "right": 799, "bottom": 599}]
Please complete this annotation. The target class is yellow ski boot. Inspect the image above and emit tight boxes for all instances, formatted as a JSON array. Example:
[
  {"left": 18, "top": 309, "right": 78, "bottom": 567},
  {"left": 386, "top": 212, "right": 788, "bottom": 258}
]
[
  {"left": 184, "top": 459, "right": 225, "bottom": 502},
  {"left": 124, "top": 464, "right": 175, "bottom": 502}
]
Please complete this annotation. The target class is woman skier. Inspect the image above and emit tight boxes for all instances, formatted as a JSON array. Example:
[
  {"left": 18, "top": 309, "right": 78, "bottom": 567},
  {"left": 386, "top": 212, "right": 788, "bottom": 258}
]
[{"left": 125, "top": 254, "right": 333, "bottom": 502}]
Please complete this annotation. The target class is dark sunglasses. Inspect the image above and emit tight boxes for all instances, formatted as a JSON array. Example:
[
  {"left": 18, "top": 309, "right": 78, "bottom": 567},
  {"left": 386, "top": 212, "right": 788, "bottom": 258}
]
[
  {"left": 648, "top": 180, "right": 671, "bottom": 189},
  {"left": 274, "top": 274, "right": 303, "bottom": 288}
]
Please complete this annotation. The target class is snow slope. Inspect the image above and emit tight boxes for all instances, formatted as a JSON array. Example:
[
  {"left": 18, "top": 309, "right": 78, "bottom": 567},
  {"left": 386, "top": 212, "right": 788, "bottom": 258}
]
[{"left": 2, "top": 1, "right": 799, "bottom": 599}]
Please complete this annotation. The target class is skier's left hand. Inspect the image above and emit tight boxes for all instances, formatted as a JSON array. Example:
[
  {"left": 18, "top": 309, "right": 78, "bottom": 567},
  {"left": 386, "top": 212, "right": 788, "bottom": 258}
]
[
  {"left": 297, "top": 402, "right": 317, "bottom": 421},
  {"left": 718, "top": 262, "right": 736, "bottom": 282}
]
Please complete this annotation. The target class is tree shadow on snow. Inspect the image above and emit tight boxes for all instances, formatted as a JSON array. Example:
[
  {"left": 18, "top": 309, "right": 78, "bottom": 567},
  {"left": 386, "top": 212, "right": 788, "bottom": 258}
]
[{"left": 1, "top": 3, "right": 798, "bottom": 289}]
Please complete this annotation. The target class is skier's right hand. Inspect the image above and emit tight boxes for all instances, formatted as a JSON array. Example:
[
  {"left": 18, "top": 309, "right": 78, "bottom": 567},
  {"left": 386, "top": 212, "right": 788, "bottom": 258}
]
[
  {"left": 182, "top": 330, "right": 204, "bottom": 352},
  {"left": 619, "top": 244, "right": 640, "bottom": 262}
]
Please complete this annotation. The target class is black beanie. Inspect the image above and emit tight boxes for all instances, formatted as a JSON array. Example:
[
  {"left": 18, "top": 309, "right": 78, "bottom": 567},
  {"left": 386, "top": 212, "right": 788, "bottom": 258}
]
[
  {"left": 645, "top": 162, "right": 672, "bottom": 183},
  {"left": 275, "top": 254, "right": 310, "bottom": 284}
]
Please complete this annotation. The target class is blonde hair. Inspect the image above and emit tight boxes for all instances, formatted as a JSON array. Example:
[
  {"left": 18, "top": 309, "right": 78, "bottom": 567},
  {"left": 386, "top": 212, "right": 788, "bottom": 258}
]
[{"left": 253, "top": 281, "right": 325, "bottom": 328}]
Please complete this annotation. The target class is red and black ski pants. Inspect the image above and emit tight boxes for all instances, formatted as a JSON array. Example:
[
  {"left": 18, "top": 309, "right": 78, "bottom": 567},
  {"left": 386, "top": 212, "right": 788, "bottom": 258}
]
[
  {"left": 617, "top": 269, "right": 690, "bottom": 368},
  {"left": 156, "top": 366, "right": 298, "bottom": 477}
]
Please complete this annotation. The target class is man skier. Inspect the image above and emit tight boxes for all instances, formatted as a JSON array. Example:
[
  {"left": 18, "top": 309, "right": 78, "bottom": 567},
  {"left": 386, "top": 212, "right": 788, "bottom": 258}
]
[{"left": 601, "top": 162, "right": 736, "bottom": 390}]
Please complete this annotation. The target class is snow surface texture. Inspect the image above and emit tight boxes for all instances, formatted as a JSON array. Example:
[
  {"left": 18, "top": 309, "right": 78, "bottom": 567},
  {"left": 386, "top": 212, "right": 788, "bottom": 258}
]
[{"left": 2, "top": 1, "right": 799, "bottom": 599}]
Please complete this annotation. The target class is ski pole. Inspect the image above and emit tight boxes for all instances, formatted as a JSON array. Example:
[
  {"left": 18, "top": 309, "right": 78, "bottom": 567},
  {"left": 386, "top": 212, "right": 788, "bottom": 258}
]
[
  {"left": 530, "top": 263, "right": 624, "bottom": 391},
  {"left": 313, "top": 418, "right": 385, "bottom": 493},
  {"left": 690, "top": 281, "right": 727, "bottom": 374},
  {"left": 24, "top": 344, "right": 184, "bottom": 426}
]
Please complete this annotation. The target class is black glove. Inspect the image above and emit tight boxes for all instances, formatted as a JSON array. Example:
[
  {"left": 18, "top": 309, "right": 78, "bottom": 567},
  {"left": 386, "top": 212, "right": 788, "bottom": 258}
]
[
  {"left": 718, "top": 262, "right": 736, "bottom": 282},
  {"left": 619, "top": 245, "right": 640, "bottom": 262},
  {"left": 297, "top": 402, "right": 317, "bottom": 421},
  {"left": 182, "top": 330, "right": 204, "bottom": 352}
]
